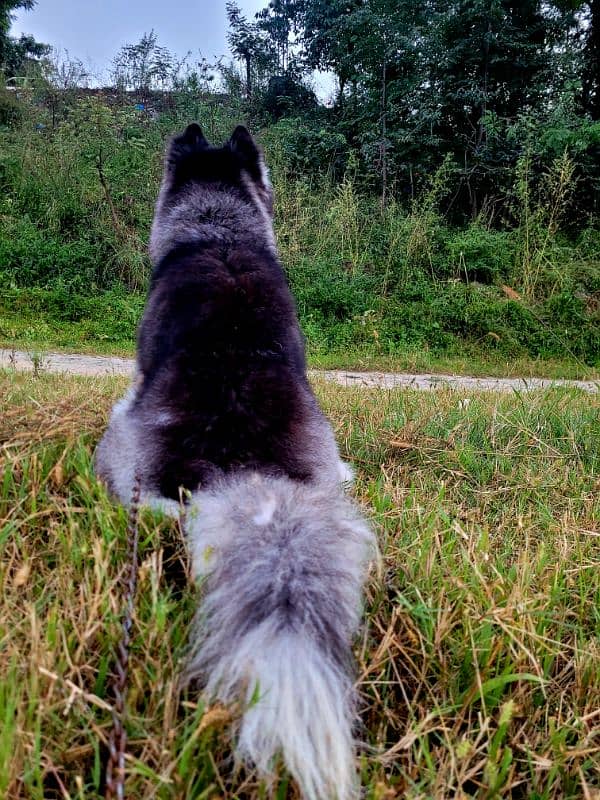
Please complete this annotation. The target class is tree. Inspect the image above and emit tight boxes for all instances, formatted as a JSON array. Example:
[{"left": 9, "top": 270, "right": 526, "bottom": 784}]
[
  {"left": 551, "top": 0, "right": 600, "bottom": 117},
  {"left": 0, "top": 1, "right": 49, "bottom": 76},
  {"left": 418, "top": 0, "right": 565, "bottom": 216},
  {"left": 226, "top": 1, "right": 277, "bottom": 97},
  {"left": 431, "top": 1, "right": 552, "bottom": 139},
  {"left": 299, "top": 0, "right": 434, "bottom": 196},
  {"left": 299, "top": 0, "right": 367, "bottom": 105},
  {"left": 225, "top": 0, "right": 594, "bottom": 215},
  {"left": 581, "top": 1, "right": 600, "bottom": 117},
  {"left": 45, "top": 49, "right": 89, "bottom": 91},
  {"left": 255, "top": 0, "right": 304, "bottom": 74},
  {"left": 112, "top": 31, "right": 186, "bottom": 96}
]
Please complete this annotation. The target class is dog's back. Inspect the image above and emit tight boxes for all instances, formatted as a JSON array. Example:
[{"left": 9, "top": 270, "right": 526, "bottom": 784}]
[{"left": 136, "top": 238, "right": 327, "bottom": 497}]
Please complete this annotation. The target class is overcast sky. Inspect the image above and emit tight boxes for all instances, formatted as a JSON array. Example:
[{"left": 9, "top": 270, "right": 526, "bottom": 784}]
[{"left": 11, "top": 0, "right": 267, "bottom": 81}]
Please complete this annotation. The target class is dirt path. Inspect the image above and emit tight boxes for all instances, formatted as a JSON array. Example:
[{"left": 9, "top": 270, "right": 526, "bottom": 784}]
[{"left": 1, "top": 348, "right": 598, "bottom": 393}]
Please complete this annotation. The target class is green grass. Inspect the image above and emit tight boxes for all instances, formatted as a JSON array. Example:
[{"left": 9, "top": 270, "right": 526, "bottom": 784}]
[
  {"left": 0, "top": 287, "right": 145, "bottom": 357},
  {"left": 1, "top": 289, "right": 599, "bottom": 380},
  {"left": 308, "top": 348, "right": 600, "bottom": 381},
  {"left": 1, "top": 370, "right": 599, "bottom": 798},
  {"left": 1, "top": 97, "right": 599, "bottom": 379}
]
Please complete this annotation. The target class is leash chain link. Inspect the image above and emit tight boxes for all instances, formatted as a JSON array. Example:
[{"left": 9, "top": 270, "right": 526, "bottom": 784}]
[{"left": 105, "top": 474, "right": 141, "bottom": 800}]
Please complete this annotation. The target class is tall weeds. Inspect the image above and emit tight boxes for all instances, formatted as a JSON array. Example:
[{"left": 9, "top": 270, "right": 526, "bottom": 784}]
[
  {"left": 0, "top": 93, "right": 598, "bottom": 365},
  {"left": 514, "top": 150, "right": 577, "bottom": 301}
]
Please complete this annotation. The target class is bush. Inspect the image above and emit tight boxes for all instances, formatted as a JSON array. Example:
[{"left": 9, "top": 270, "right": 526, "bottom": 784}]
[
  {"left": 0, "top": 87, "right": 22, "bottom": 127},
  {"left": 261, "top": 117, "right": 349, "bottom": 181},
  {"left": 446, "top": 226, "right": 515, "bottom": 284},
  {"left": 0, "top": 93, "right": 598, "bottom": 368}
]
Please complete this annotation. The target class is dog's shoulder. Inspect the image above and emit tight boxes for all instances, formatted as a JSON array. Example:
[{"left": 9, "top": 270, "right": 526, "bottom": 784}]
[{"left": 137, "top": 242, "right": 305, "bottom": 385}]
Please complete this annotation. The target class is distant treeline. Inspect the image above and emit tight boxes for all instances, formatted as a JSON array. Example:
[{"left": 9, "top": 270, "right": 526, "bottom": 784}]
[
  {"left": 2, "top": 1, "right": 600, "bottom": 222},
  {"left": 0, "top": 2, "right": 598, "bottom": 366},
  {"left": 222, "top": 0, "right": 600, "bottom": 223}
]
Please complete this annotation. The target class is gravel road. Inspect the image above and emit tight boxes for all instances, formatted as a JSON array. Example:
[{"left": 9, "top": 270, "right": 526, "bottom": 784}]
[{"left": 2, "top": 348, "right": 598, "bottom": 393}]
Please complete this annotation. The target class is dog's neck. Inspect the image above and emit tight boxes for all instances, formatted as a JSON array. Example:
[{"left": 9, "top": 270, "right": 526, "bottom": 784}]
[{"left": 149, "top": 184, "right": 276, "bottom": 265}]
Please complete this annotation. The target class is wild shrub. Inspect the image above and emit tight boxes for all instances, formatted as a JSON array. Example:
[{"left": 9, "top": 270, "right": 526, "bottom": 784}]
[{"left": 0, "top": 94, "right": 598, "bottom": 366}]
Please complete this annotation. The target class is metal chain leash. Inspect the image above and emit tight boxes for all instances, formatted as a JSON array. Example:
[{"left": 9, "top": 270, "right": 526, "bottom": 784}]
[{"left": 105, "top": 473, "right": 142, "bottom": 800}]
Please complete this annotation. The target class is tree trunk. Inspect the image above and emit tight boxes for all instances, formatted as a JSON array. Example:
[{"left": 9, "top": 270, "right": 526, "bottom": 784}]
[
  {"left": 584, "top": 0, "right": 600, "bottom": 118},
  {"left": 381, "top": 55, "right": 387, "bottom": 209},
  {"left": 245, "top": 53, "right": 252, "bottom": 99}
]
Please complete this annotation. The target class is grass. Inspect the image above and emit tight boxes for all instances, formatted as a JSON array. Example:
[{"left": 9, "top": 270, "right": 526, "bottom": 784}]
[
  {"left": 1, "top": 369, "right": 599, "bottom": 798},
  {"left": 1, "top": 100, "right": 599, "bottom": 378},
  {"left": 2, "top": 306, "right": 600, "bottom": 381},
  {"left": 308, "top": 350, "right": 600, "bottom": 381}
]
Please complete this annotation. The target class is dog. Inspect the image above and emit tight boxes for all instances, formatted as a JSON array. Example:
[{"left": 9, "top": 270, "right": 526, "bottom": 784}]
[{"left": 95, "top": 123, "right": 375, "bottom": 800}]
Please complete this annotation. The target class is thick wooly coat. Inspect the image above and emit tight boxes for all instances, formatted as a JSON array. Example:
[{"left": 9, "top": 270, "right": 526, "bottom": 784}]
[{"left": 95, "top": 123, "right": 375, "bottom": 800}]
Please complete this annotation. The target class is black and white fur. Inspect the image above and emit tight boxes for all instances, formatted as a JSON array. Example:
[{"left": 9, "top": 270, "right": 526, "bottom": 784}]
[{"left": 95, "top": 124, "right": 375, "bottom": 800}]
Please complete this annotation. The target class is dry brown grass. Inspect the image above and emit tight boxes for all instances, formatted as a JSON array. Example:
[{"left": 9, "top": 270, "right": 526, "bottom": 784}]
[{"left": 1, "top": 370, "right": 599, "bottom": 799}]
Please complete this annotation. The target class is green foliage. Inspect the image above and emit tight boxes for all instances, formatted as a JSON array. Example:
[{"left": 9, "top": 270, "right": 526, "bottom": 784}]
[
  {"left": 0, "top": 82, "right": 20, "bottom": 124},
  {"left": 228, "top": 0, "right": 600, "bottom": 218},
  {"left": 226, "top": 1, "right": 279, "bottom": 98},
  {"left": 0, "top": 70, "right": 598, "bottom": 369},
  {"left": 446, "top": 225, "right": 515, "bottom": 284},
  {"left": 0, "top": 1, "right": 49, "bottom": 76},
  {"left": 261, "top": 117, "right": 350, "bottom": 183},
  {"left": 111, "top": 30, "right": 183, "bottom": 94}
]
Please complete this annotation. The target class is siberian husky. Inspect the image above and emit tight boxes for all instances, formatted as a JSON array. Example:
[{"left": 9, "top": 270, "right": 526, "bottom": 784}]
[{"left": 95, "top": 123, "right": 375, "bottom": 800}]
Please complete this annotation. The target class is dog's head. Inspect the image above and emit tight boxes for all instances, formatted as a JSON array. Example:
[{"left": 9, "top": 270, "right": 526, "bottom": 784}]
[
  {"left": 149, "top": 123, "right": 275, "bottom": 263},
  {"left": 165, "top": 123, "right": 273, "bottom": 216}
]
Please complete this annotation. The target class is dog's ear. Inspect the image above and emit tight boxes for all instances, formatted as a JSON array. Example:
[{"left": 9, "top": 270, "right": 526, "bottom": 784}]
[
  {"left": 181, "top": 123, "right": 209, "bottom": 149},
  {"left": 167, "top": 123, "right": 209, "bottom": 168},
  {"left": 230, "top": 124, "right": 273, "bottom": 214},
  {"left": 229, "top": 125, "right": 260, "bottom": 163}
]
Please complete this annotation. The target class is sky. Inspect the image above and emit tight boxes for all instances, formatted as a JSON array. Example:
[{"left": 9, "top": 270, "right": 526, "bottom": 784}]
[{"left": 11, "top": 0, "right": 267, "bottom": 82}]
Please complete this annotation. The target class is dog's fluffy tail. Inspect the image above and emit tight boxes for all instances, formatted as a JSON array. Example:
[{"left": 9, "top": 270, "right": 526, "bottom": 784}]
[{"left": 184, "top": 472, "right": 374, "bottom": 800}]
